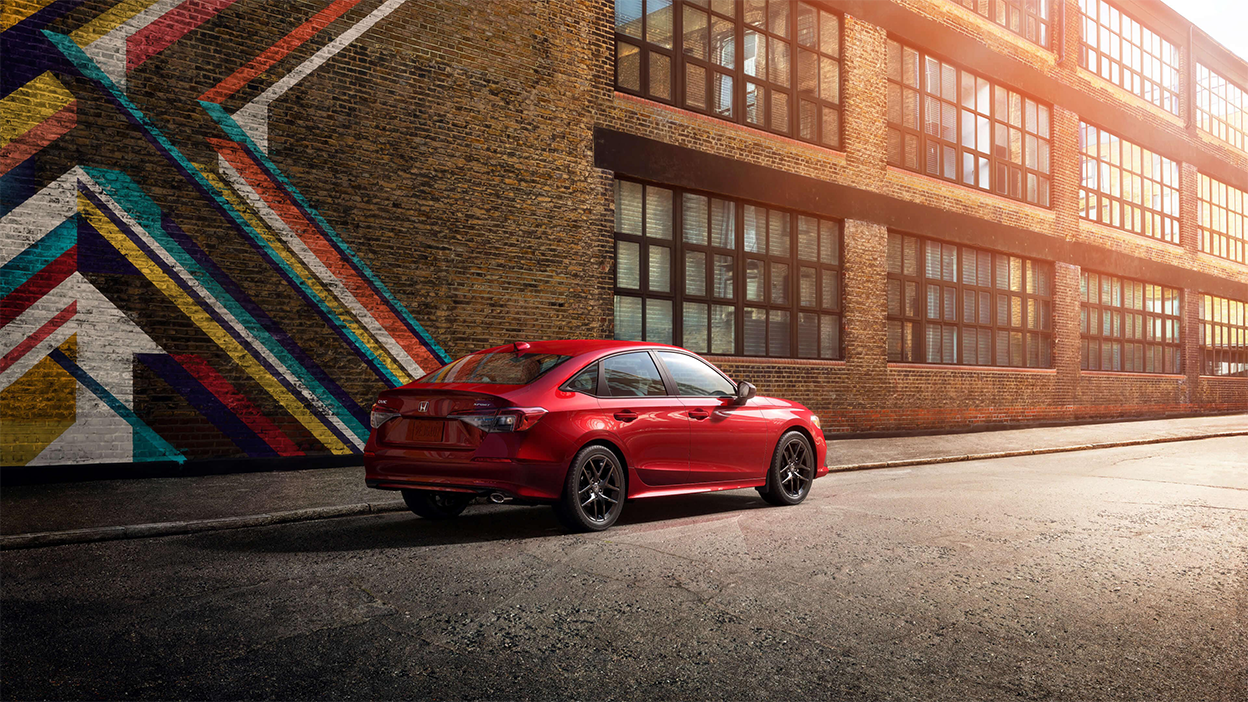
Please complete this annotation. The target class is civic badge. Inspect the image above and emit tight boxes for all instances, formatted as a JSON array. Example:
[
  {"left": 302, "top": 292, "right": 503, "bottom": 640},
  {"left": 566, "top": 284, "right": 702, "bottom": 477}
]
[{"left": 418, "top": 401, "right": 429, "bottom": 413}]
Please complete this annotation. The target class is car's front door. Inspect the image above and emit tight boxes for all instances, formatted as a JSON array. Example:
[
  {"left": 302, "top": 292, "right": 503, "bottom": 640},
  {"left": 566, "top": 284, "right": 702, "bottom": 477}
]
[
  {"left": 597, "top": 351, "right": 691, "bottom": 487},
  {"left": 655, "top": 351, "right": 773, "bottom": 483}
]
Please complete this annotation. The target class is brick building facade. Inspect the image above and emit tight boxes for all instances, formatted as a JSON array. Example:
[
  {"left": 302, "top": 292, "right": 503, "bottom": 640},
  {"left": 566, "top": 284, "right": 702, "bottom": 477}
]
[{"left": 2, "top": 0, "right": 1245, "bottom": 471}]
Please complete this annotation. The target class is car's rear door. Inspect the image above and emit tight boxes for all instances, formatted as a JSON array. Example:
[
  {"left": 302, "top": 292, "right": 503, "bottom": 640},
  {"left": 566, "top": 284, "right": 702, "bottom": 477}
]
[
  {"left": 655, "top": 351, "right": 773, "bottom": 482},
  {"left": 596, "top": 351, "right": 691, "bottom": 487}
]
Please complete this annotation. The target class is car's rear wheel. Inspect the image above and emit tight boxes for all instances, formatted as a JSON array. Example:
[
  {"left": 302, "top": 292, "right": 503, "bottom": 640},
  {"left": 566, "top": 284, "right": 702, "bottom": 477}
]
[
  {"left": 402, "top": 489, "right": 473, "bottom": 519},
  {"left": 555, "top": 445, "right": 625, "bottom": 532},
  {"left": 761, "top": 431, "right": 815, "bottom": 506}
]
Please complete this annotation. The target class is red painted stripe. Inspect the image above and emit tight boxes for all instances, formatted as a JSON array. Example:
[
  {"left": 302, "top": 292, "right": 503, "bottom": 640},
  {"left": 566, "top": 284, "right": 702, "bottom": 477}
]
[
  {"left": 198, "top": 0, "right": 361, "bottom": 103},
  {"left": 0, "top": 246, "right": 77, "bottom": 328},
  {"left": 0, "top": 101, "right": 76, "bottom": 177},
  {"left": 126, "top": 0, "right": 238, "bottom": 72},
  {"left": 0, "top": 301, "right": 76, "bottom": 375},
  {"left": 172, "top": 353, "right": 303, "bottom": 456},
  {"left": 211, "top": 138, "right": 440, "bottom": 372}
]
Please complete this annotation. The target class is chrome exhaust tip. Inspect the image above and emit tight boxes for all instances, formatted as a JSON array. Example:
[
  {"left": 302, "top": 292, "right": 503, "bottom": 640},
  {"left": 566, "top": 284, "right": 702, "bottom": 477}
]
[{"left": 488, "top": 492, "right": 509, "bottom": 504}]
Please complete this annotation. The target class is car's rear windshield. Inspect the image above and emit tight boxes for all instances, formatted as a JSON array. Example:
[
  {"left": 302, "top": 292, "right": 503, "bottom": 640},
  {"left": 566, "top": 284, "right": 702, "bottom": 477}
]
[{"left": 417, "top": 352, "right": 571, "bottom": 385}]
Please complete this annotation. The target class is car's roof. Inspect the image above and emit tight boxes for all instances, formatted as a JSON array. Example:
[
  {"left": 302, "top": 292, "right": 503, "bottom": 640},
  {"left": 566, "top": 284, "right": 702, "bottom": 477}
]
[{"left": 475, "top": 339, "right": 681, "bottom": 357}]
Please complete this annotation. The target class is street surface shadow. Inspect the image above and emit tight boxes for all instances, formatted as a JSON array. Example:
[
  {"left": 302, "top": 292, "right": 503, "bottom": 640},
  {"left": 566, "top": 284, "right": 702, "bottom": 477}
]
[{"left": 198, "top": 491, "right": 768, "bottom": 554}]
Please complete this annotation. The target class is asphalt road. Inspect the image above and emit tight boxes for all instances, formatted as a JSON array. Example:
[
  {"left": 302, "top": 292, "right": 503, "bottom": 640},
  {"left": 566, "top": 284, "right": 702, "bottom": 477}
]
[{"left": 2, "top": 437, "right": 1245, "bottom": 701}]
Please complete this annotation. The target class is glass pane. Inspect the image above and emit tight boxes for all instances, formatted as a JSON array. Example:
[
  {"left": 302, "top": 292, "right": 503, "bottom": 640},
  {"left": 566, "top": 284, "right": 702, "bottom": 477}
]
[
  {"left": 616, "top": 0, "right": 643, "bottom": 37},
  {"left": 604, "top": 351, "right": 666, "bottom": 396},
  {"left": 744, "top": 307, "right": 767, "bottom": 355},
  {"left": 647, "top": 0, "right": 673, "bottom": 48},
  {"left": 769, "top": 0, "right": 790, "bottom": 37},
  {"left": 646, "top": 299, "right": 673, "bottom": 344},
  {"left": 614, "top": 295, "right": 642, "bottom": 340},
  {"left": 685, "top": 251, "right": 707, "bottom": 296},
  {"left": 685, "top": 63, "right": 707, "bottom": 109},
  {"left": 683, "top": 6, "right": 709, "bottom": 59},
  {"left": 711, "top": 16, "right": 735, "bottom": 69},
  {"left": 683, "top": 193, "right": 708, "bottom": 244},
  {"left": 744, "top": 204, "right": 766, "bottom": 252},
  {"left": 617, "top": 41, "right": 641, "bottom": 91},
  {"left": 799, "top": 49, "right": 818, "bottom": 96},
  {"left": 798, "top": 312, "right": 818, "bottom": 357},
  {"left": 769, "top": 209, "right": 790, "bottom": 256},
  {"left": 770, "top": 36, "right": 790, "bottom": 87},
  {"left": 821, "top": 220, "right": 839, "bottom": 264},
  {"left": 745, "top": 30, "right": 766, "bottom": 78},
  {"left": 659, "top": 350, "right": 736, "bottom": 395},
  {"left": 649, "top": 245, "right": 671, "bottom": 292},
  {"left": 771, "top": 89, "right": 789, "bottom": 132},
  {"left": 713, "top": 72, "right": 734, "bottom": 117},
  {"left": 771, "top": 262, "right": 789, "bottom": 304},
  {"left": 616, "top": 241, "right": 640, "bottom": 288},
  {"left": 797, "top": 216, "right": 819, "bottom": 260},
  {"left": 800, "top": 267, "right": 816, "bottom": 306},
  {"left": 615, "top": 180, "right": 643, "bottom": 234},
  {"left": 822, "top": 269, "right": 839, "bottom": 309},
  {"left": 821, "top": 55, "right": 839, "bottom": 104},
  {"left": 797, "top": 3, "right": 817, "bottom": 47},
  {"left": 820, "top": 314, "right": 839, "bottom": 358},
  {"left": 746, "top": 259, "right": 765, "bottom": 301},
  {"left": 649, "top": 52, "right": 671, "bottom": 99},
  {"left": 711, "top": 199, "right": 735, "bottom": 248},
  {"left": 769, "top": 310, "right": 791, "bottom": 356},
  {"left": 820, "top": 10, "right": 839, "bottom": 56},
  {"left": 682, "top": 303, "right": 709, "bottom": 353},
  {"left": 713, "top": 255, "right": 734, "bottom": 298},
  {"left": 711, "top": 304, "right": 735, "bottom": 354},
  {"left": 646, "top": 186, "right": 672, "bottom": 238}
]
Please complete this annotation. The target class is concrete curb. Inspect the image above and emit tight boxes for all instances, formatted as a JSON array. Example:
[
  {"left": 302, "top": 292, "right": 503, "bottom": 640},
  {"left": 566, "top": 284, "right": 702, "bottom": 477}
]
[
  {"left": 826, "top": 430, "right": 1248, "bottom": 472},
  {"left": 0, "top": 501, "right": 407, "bottom": 551}
]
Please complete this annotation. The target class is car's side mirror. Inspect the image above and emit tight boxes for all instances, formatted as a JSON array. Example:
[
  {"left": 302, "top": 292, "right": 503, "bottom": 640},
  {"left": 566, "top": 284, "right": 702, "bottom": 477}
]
[{"left": 735, "top": 381, "right": 756, "bottom": 404}]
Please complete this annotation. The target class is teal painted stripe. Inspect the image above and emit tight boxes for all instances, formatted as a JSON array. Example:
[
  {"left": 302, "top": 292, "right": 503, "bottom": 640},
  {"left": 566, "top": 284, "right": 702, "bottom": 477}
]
[
  {"left": 1, "top": 218, "right": 76, "bottom": 299},
  {"left": 49, "top": 348, "right": 186, "bottom": 464},
  {"left": 43, "top": 30, "right": 376, "bottom": 440},
  {"left": 199, "top": 101, "right": 451, "bottom": 364}
]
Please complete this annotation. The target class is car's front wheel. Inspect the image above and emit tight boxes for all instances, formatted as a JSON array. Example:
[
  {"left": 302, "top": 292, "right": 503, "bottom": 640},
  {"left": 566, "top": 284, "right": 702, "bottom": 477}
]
[
  {"left": 760, "top": 431, "right": 815, "bottom": 506},
  {"left": 402, "top": 489, "right": 473, "bottom": 519},
  {"left": 554, "top": 444, "right": 625, "bottom": 532}
]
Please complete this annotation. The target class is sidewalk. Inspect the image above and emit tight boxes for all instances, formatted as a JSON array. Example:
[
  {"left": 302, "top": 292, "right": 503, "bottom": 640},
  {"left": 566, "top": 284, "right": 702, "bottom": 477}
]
[{"left": 2, "top": 413, "right": 1245, "bottom": 547}]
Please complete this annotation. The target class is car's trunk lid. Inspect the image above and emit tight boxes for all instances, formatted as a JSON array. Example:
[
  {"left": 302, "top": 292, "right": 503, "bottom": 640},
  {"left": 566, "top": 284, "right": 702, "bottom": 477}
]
[{"left": 374, "top": 387, "right": 517, "bottom": 449}]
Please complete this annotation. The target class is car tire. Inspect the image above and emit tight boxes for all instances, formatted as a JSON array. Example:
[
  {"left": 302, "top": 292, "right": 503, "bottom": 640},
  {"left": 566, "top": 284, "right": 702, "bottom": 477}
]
[
  {"left": 402, "top": 489, "right": 472, "bottom": 519},
  {"left": 761, "top": 431, "right": 815, "bottom": 507},
  {"left": 554, "top": 444, "right": 626, "bottom": 532}
]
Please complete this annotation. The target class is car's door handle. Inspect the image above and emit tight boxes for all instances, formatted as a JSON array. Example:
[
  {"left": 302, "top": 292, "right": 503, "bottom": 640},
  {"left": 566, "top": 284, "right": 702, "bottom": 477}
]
[
  {"left": 688, "top": 409, "right": 710, "bottom": 420},
  {"left": 613, "top": 410, "right": 638, "bottom": 422}
]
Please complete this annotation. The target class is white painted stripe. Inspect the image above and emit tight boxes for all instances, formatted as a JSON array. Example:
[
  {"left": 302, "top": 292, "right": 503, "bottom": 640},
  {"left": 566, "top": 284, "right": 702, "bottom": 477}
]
[
  {"left": 0, "top": 168, "right": 80, "bottom": 268},
  {"left": 83, "top": 0, "right": 186, "bottom": 91}
]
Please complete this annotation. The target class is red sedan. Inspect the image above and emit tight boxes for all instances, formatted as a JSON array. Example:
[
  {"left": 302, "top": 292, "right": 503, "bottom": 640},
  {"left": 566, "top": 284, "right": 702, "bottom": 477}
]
[{"left": 364, "top": 340, "right": 827, "bottom": 531}]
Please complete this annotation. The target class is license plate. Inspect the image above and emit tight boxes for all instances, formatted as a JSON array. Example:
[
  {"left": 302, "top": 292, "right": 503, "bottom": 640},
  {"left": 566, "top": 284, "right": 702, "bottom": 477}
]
[{"left": 402, "top": 419, "right": 443, "bottom": 443}]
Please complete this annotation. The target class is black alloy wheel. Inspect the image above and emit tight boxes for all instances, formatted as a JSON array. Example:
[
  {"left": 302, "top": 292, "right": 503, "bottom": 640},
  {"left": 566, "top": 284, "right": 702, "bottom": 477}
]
[
  {"left": 402, "top": 489, "right": 473, "bottom": 519},
  {"left": 761, "top": 431, "right": 815, "bottom": 506},
  {"left": 555, "top": 444, "right": 625, "bottom": 531}
]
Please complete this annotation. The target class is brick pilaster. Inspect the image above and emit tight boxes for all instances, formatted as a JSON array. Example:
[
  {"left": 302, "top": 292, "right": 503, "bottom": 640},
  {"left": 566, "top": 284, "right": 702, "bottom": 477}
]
[
  {"left": 1053, "top": 261, "right": 1082, "bottom": 410},
  {"left": 841, "top": 219, "right": 889, "bottom": 403},
  {"left": 840, "top": 15, "right": 889, "bottom": 182}
]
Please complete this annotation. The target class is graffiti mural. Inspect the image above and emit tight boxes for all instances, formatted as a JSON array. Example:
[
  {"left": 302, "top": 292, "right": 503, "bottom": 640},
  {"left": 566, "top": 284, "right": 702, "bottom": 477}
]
[{"left": 1, "top": 0, "right": 448, "bottom": 467}]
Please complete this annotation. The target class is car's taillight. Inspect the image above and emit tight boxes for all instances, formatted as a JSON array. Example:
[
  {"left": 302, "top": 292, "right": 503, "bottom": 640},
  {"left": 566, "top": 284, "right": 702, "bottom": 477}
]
[
  {"left": 450, "top": 407, "right": 547, "bottom": 433},
  {"left": 370, "top": 401, "right": 401, "bottom": 429}
]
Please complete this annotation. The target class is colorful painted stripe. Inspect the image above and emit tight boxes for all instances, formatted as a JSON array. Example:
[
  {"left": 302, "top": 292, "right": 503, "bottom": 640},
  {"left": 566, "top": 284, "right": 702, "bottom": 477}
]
[
  {"left": 126, "top": 0, "right": 237, "bottom": 71},
  {"left": 68, "top": 0, "right": 158, "bottom": 46},
  {"left": 198, "top": 0, "right": 361, "bottom": 104},
  {"left": 1, "top": 0, "right": 57, "bottom": 32},
  {"left": 0, "top": 244, "right": 76, "bottom": 327},
  {"left": 48, "top": 347, "right": 186, "bottom": 463},
  {"left": 0, "top": 300, "right": 75, "bottom": 374},
  {"left": 173, "top": 353, "right": 302, "bottom": 455},
  {"left": 0, "top": 72, "right": 74, "bottom": 147},
  {"left": 0, "top": 217, "right": 75, "bottom": 299},
  {"left": 0, "top": 100, "right": 75, "bottom": 177}
]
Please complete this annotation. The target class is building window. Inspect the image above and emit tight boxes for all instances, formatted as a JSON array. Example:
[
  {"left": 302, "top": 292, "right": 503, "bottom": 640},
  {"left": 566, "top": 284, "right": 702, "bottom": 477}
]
[
  {"left": 1200, "top": 294, "right": 1247, "bottom": 376},
  {"left": 1077, "top": 0, "right": 1180, "bottom": 115},
  {"left": 1078, "top": 121, "right": 1179, "bottom": 244},
  {"left": 1198, "top": 174, "right": 1246, "bottom": 265},
  {"left": 1196, "top": 64, "right": 1247, "bottom": 153},
  {"left": 886, "top": 39, "right": 1052, "bottom": 207},
  {"left": 613, "top": 179, "right": 843, "bottom": 359},
  {"left": 1079, "top": 272, "right": 1180, "bottom": 373},
  {"left": 614, "top": 0, "right": 842, "bottom": 148},
  {"left": 953, "top": 0, "right": 1049, "bottom": 48},
  {"left": 886, "top": 232, "right": 1053, "bottom": 367}
]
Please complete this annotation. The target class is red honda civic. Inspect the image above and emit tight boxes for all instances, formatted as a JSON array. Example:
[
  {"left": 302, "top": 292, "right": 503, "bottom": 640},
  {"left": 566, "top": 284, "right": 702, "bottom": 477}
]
[{"left": 364, "top": 340, "right": 828, "bottom": 531}]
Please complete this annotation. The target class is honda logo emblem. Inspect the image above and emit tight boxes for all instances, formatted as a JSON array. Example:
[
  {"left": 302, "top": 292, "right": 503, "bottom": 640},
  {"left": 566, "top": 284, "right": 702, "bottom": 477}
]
[{"left": 418, "top": 401, "right": 429, "bottom": 413}]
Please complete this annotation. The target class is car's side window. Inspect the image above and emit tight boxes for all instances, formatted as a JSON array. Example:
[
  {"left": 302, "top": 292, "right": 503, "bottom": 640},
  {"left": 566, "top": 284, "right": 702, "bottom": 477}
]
[
  {"left": 603, "top": 352, "right": 667, "bottom": 397},
  {"left": 565, "top": 363, "right": 599, "bottom": 395},
  {"left": 656, "top": 351, "right": 736, "bottom": 397}
]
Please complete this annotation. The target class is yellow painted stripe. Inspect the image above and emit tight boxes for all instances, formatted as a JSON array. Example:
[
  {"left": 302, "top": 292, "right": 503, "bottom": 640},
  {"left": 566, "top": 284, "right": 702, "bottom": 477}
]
[
  {"left": 1, "top": 0, "right": 56, "bottom": 32},
  {"left": 0, "top": 73, "right": 74, "bottom": 148},
  {"left": 199, "top": 166, "right": 413, "bottom": 383},
  {"left": 68, "top": 0, "right": 157, "bottom": 46},
  {"left": 79, "top": 196, "right": 353, "bottom": 455}
]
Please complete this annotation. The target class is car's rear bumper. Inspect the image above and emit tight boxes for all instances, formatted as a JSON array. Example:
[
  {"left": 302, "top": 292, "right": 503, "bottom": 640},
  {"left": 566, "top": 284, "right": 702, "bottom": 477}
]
[{"left": 364, "top": 451, "right": 565, "bottom": 501}]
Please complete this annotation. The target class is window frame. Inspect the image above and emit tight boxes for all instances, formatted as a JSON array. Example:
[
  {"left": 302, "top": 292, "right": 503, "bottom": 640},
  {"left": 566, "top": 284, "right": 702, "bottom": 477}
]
[
  {"left": 1078, "top": 271, "right": 1182, "bottom": 374},
  {"left": 1199, "top": 294, "right": 1248, "bottom": 377},
  {"left": 1076, "top": 0, "right": 1181, "bottom": 115},
  {"left": 1077, "top": 119, "right": 1180, "bottom": 245},
  {"left": 1198, "top": 173, "right": 1247, "bottom": 265},
  {"left": 613, "top": 0, "right": 844, "bottom": 149},
  {"left": 955, "top": 0, "right": 1051, "bottom": 48},
  {"left": 885, "top": 36, "right": 1053, "bottom": 208},
  {"left": 613, "top": 177, "right": 845, "bottom": 360},
  {"left": 885, "top": 231, "right": 1055, "bottom": 367},
  {"left": 1196, "top": 63, "right": 1247, "bottom": 153}
]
